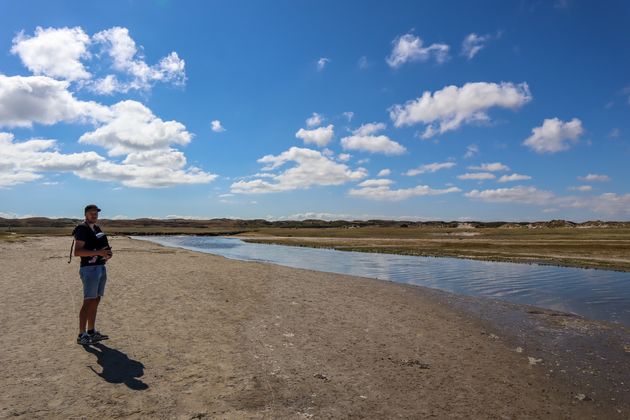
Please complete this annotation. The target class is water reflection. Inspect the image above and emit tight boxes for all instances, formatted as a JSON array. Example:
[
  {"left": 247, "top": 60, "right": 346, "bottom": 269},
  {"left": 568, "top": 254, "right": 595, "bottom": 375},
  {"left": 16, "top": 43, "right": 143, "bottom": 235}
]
[{"left": 132, "top": 235, "right": 630, "bottom": 326}]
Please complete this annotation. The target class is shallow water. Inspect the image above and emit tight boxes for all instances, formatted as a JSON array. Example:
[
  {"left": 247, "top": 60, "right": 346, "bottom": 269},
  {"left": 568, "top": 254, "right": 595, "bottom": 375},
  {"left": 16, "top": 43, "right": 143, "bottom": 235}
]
[{"left": 132, "top": 235, "right": 630, "bottom": 326}]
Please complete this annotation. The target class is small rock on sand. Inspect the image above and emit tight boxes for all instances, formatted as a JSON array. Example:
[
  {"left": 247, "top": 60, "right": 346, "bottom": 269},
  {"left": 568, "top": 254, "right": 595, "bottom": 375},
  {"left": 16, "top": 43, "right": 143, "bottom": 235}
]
[
  {"left": 575, "top": 393, "right": 592, "bottom": 401},
  {"left": 528, "top": 357, "right": 543, "bottom": 365}
]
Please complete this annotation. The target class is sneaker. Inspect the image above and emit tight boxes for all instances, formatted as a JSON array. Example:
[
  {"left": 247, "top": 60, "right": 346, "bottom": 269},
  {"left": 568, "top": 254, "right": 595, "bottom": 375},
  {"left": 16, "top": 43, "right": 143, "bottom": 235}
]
[
  {"left": 88, "top": 330, "right": 109, "bottom": 342},
  {"left": 77, "top": 332, "right": 93, "bottom": 345}
]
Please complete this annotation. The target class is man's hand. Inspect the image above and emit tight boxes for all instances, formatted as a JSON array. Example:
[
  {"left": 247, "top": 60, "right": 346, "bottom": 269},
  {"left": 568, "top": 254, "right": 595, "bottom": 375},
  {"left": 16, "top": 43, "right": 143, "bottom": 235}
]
[{"left": 97, "top": 248, "right": 113, "bottom": 257}]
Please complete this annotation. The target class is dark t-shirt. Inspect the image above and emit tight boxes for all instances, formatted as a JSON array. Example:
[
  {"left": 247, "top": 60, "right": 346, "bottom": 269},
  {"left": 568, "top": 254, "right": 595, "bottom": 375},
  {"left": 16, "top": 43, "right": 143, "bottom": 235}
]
[{"left": 73, "top": 223, "right": 110, "bottom": 267}]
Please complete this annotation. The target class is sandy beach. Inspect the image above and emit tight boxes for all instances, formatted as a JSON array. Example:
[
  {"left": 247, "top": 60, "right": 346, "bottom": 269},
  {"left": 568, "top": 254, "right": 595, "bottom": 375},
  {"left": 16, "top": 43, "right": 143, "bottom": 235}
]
[{"left": 0, "top": 235, "right": 628, "bottom": 419}]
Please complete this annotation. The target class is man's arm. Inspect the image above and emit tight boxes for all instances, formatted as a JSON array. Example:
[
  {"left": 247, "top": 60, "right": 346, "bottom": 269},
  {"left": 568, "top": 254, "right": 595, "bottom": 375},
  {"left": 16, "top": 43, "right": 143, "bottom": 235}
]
[{"left": 74, "top": 240, "right": 110, "bottom": 257}]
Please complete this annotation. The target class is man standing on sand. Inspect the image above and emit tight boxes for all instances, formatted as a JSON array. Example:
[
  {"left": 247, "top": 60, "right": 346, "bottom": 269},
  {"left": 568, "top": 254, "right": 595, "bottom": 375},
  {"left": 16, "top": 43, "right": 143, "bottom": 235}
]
[{"left": 72, "top": 204, "right": 113, "bottom": 345}]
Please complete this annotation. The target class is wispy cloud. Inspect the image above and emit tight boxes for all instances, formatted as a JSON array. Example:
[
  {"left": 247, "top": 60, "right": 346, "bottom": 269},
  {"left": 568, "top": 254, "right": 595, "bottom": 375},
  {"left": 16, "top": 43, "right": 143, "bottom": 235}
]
[
  {"left": 467, "top": 162, "right": 509, "bottom": 172},
  {"left": 405, "top": 161, "right": 456, "bottom": 176},
  {"left": 386, "top": 33, "right": 449, "bottom": 68},
  {"left": 464, "top": 144, "right": 479, "bottom": 159},
  {"left": 358, "top": 56, "right": 370, "bottom": 69},
  {"left": 316, "top": 57, "right": 330, "bottom": 71},
  {"left": 349, "top": 178, "right": 461, "bottom": 201},
  {"left": 577, "top": 173, "right": 610, "bottom": 182},
  {"left": 461, "top": 32, "right": 501, "bottom": 60},
  {"left": 457, "top": 172, "right": 496, "bottom": 181}
]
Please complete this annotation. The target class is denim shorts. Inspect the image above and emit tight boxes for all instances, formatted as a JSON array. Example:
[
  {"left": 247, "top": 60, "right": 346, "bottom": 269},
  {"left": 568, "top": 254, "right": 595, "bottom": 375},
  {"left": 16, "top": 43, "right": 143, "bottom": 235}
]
[{"left": 79, "top": 265, "right": 107, "bottom": 299}]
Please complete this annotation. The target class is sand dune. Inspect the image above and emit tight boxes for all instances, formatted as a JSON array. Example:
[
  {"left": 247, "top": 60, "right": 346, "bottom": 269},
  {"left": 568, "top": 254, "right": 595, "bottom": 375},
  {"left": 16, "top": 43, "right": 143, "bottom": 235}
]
[{"left": 0, "top": 236, "right": 627, "bottom": 418}]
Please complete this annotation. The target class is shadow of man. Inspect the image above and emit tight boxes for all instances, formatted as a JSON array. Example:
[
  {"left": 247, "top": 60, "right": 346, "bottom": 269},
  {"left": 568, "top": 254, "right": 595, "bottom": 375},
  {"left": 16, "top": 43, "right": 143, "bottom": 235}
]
[{"left": 83, "top": 342, "right": 149, "bottom": 390}]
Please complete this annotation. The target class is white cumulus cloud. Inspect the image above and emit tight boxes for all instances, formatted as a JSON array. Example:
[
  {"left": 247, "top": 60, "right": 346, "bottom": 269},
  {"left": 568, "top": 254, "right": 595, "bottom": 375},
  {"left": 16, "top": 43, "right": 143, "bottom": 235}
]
[
  {"left": 522, "top": 118, "right": 583, "bottom": 153},
  {"left": 10, "top": 26, "right": 186, "bottom": 94},
  {"left": 465, "top": 184, "right": 630, "bottom": 216},
  {"left": 78, "top": 100, "right": 192, "bottom": 156},
  {"left": 497, "top": 173, "right": 532, "bottom": 183},
  {"left": 211, "top": 119, "right": 226, "bottom": 132},
  {"left": 349, "top": 178, "right": 461, "bottom": 201},
  {"left": 0, "top": 132, "right": 103, "bottom": 187},
  {"left": 337, "top": 153, "right": 351, "bottom": 162},
  {"left": 582, "top": 193, "right": 630, "bottom": 215},
  {"left": 91, "top": 26, "right": 186, "bottom": 92},
  {"left": 306, "top": 112, "right": 324, "bottom": 127},
  {"left": 0, "top": 27, "right": 214, "bottom": 189},
  {"left": 0, "top": 129, "right": 216, "bottom": 189},
  {"left": 389, "top": 82, "right": 532, "bottom": 138},
  {"left": 74, "top": 159, "right": 216, "bottom": 188},
  {"left": 231, "top": 146, "right": 367, "bottom": 193},
  {"left": 0, "top": 75, "right": 109, "bottom": 128},
  {"left": 465, "top": 185, "right": 555, "bottom": 204},
  {"left": 11, "top": 26, "right": 91, "bottom": 81},
  {"left": 340, "top": 122, "right": 406, "bottom": 155},
  {"left": 295, "top": 124, "right": 334, "bottom": 147}
]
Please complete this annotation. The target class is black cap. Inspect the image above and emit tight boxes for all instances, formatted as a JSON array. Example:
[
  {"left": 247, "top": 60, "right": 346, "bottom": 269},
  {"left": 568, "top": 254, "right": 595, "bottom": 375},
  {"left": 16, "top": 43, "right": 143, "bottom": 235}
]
[{"left": 84, "top": 204, "right": 101, "bottom": 214}]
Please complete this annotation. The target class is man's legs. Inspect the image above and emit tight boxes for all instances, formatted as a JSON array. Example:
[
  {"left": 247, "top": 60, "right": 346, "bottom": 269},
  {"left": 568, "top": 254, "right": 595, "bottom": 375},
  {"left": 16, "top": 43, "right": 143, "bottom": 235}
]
[
  {"left": 88, "top": 296, "right": 101, "bottom": 330},
  {"left": 78, "top": 265, "right": 106, "bottom": 334},
  {"left": 79, "top": 297, "right": 99, "bottom": 333}
]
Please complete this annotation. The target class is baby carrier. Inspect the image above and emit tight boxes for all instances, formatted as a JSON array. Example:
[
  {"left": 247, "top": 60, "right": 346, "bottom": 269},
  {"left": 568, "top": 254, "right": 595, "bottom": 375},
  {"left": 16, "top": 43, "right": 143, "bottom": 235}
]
[{"left": 68, "top": 221, "right": 111, "bottom": 264}]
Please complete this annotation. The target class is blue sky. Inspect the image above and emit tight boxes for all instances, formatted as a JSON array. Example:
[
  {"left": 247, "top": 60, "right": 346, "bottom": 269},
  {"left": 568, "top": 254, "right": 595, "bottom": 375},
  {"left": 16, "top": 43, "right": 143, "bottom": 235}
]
[{"left": 0, "top": 0, "right": 629, "bottom": 221}]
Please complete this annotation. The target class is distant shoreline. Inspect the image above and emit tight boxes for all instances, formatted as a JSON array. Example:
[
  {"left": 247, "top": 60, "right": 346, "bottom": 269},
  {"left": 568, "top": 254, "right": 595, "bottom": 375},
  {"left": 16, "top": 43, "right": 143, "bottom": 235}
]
[
  {"left": 3, "top": 218, "right": 629, "bottom": 272},
  {"left": 2, "top": 216, "right": 630, "bottom": 231}
]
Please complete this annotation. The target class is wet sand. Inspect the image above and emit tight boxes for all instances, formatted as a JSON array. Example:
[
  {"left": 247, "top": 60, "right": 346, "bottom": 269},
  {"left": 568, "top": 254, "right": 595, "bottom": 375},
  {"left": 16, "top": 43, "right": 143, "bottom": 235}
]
[{"left": 0, "top": 236, "right": 628, "bottom": 419}]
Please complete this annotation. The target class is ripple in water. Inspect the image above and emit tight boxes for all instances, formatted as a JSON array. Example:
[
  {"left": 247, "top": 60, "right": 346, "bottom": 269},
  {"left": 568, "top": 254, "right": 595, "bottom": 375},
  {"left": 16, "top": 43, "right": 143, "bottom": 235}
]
[{"left": 132, "top": 235, "right": 630, "bottom": 326}]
